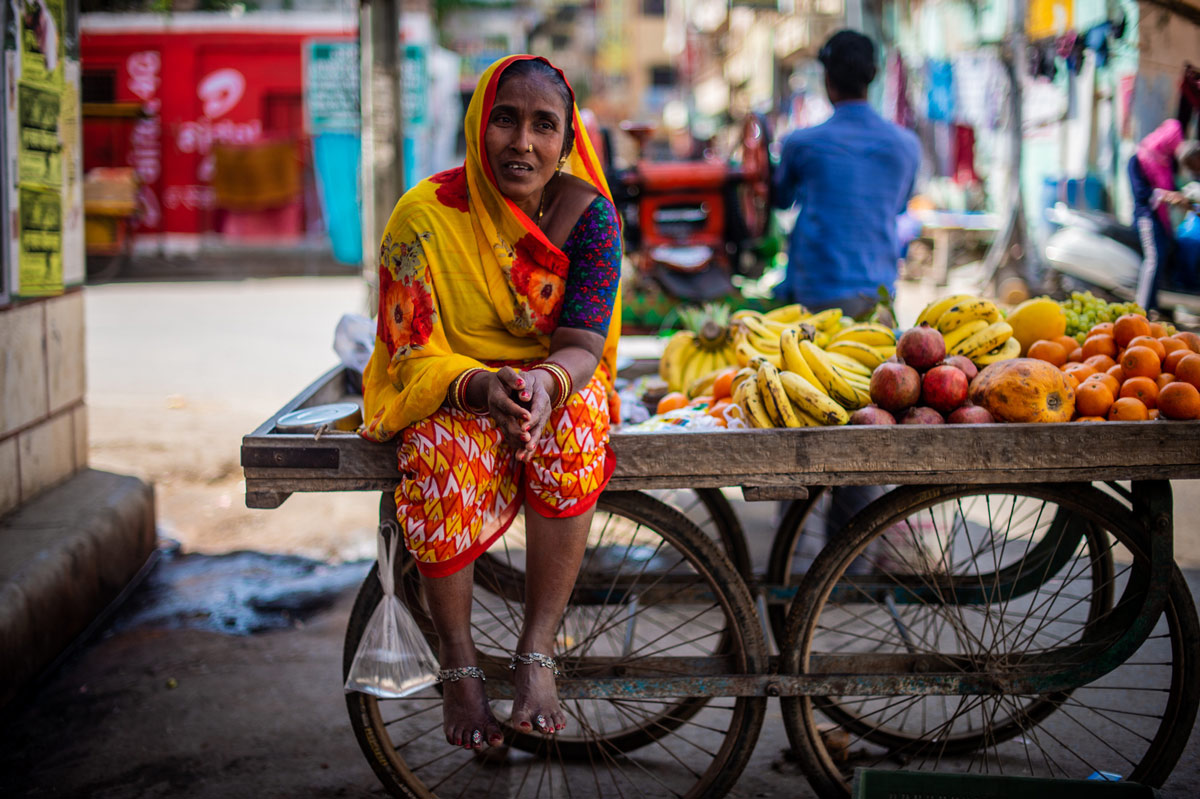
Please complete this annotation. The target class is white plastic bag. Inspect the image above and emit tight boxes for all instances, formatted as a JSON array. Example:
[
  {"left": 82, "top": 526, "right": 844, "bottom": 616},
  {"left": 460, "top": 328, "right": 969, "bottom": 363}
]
[
  {"left": 344, "top": 523, "right": 439, "bottom": 698},
  {"left": 333, "top": 313, "right": 375, "bottom": 375}
]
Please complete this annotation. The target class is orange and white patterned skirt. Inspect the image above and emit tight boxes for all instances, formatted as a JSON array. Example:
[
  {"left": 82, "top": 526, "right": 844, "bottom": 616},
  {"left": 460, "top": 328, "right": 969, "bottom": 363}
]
[{"left": 393, "top": 374, "right": 614, "bottom": 578}]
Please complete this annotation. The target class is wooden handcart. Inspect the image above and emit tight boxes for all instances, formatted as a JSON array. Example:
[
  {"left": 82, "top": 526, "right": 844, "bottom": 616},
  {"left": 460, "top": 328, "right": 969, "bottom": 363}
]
[{"left": 242, "top": 365, "right": 1200, "bottom": 799}]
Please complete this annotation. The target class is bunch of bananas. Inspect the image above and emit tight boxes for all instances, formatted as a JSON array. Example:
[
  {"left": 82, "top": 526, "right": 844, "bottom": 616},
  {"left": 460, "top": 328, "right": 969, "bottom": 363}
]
[
  {"left": 658, "top": 306, "right": 739, "bottom": 394},
  {"left": 914, "top": 294, "right": 1020, "bottom": 366},
  {"left": 731, "top": 320, "right": 880, "bottom": 427},
  {"left": 730, "top": 304, "right": 850, "bottom": 368}
]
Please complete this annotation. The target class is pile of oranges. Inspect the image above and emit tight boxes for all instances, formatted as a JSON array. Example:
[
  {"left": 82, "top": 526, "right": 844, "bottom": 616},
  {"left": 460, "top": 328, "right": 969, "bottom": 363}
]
[
  {"left": 655, "top": 367, "right": 744, "bottom": 427},
  {"left": 1026, "top": 315, "right": 1200, "bottom": 421}
]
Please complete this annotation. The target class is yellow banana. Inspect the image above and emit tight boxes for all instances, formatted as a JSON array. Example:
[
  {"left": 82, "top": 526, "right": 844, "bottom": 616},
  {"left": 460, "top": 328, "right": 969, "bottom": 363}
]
[
  {"left": 779, "top": 370, "right": 850, "bottom": 425},
  {"left": 731, "top": 309, "right": 764, "bottom": 322},
  {"left": 825, "top": 341, "right": 887, "bottom": 371},
  {"left": 757, "top": 362, "right": 802, "bottom": 427},
  {"left": 679, "top": 347, "right": 710, "bottom": 392},
  {"left": 915, "top": 293, "right": 975, "bottom": 328},
  {"left": 972, "top": 334, "right": 1021, "bottom": 365},
  {"left": 739, "top": 378, "right": 775, "bottom": 428},
  {"left": 734, "top": 340, "right": 756, "bottom": 368},
  {"left": 936, "top": 298, "right": 1002, "bottom": 334},
  {"left": 952, "top": 321, "right": 1014, "bottom": 359},
  {"left": 875, "top": 345, "right": 896, "bottom": 359},
  {"left": 807, "top": 308, "right": 843, "bottom": 331},
  {"left": 941, "top": 318, "right": 989, "bottom": 351},
  {"left": 780, "top": 328, "right": 826, "bottom": 391},
  {"left": 799, "top": 339, "right": 861, "bottom": 409},
  {"left": 740, "top": 315, "right": 784, "bottom": 345},
  {"left": 730, "top": 366, "right": 757, "bottom": 394},
  {"left": 824, "top": 350, "right": 874, "bottom": 377},
  {"left": 832, "top": 323, "right": 896, "bottom": 347},
  {"left": 659, "top": 331, "right": 696, "bottom": 391},
  {"left": 790, "top": 402, "right": 823, "bottom": 426},
  {"left": 764, "top": 303, "right": 807, "bottom": 323}
]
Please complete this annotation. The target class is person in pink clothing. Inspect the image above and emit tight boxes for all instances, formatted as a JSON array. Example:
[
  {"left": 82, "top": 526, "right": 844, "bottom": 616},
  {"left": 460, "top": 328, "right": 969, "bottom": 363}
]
[{"left": 1130, "top": 119, "right": 1200, "bottom": 310}]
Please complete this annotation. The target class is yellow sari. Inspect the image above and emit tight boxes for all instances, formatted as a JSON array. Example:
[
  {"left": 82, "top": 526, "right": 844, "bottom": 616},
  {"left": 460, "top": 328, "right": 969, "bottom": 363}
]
[
  {"left": 361, "top": 55, "right": 620, "bottom": 441},
  {"left": 359, "top": 56, "right": 622, "bottom": 577}
]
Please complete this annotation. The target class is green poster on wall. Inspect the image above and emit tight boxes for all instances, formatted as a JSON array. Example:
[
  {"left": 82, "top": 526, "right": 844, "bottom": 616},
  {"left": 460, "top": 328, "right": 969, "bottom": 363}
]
[{"left": 18, "top": 184, "right": 63, "bottom": 296}]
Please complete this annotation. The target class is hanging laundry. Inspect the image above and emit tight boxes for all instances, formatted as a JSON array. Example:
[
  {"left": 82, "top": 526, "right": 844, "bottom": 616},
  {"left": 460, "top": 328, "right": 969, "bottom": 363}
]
[
  {"left": 954, "top": 51, "right": 1002, "bottom": 130},
  {"left": 927, "top": 59, "right": 955, "bottom": 123},
  {"left": 1084, "top": 23, "right": 1111, "bottom": 68},
  {"left": 883, "top": 52, "right": 917, "bottom": 129},
  {"left": 1029, "top": 41, "right": 1057, "bottom": 81},
  {"left": 953, "top": 124, "right": 978, "bottom": 184},
  {"left": 933, "top": 122, "right": 954, "bottom": 177}
]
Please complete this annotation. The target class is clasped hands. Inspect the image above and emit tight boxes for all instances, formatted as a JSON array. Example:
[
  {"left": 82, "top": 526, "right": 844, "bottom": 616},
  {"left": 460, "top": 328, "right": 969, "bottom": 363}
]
[{"left": 483, "top": 366, "right": 556, "bottom": 461}]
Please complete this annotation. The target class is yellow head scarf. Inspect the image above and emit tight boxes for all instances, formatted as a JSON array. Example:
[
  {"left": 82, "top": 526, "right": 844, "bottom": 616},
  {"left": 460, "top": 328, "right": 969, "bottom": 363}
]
[{"left": 361, "top": 55, "right": 621, "bottom": 442}]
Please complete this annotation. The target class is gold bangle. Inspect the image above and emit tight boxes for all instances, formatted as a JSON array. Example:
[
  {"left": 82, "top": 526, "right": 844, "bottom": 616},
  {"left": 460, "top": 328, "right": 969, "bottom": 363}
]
[
  {"left": 532, "top": 362, "right": 573, "bottom": 410},
  {"left": 448, "top": 368, "right": 488, "bottom": 415}
]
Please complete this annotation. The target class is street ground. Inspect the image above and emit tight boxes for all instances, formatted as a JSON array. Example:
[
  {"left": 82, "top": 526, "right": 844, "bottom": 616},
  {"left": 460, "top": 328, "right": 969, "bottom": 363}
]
[{"left": 2, "top": 275, "right": 1199, "bottom": 797}]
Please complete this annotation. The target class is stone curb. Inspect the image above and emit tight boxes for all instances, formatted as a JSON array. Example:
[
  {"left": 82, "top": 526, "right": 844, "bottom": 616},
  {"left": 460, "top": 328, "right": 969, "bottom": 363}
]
[{"left": 0, "top": 469, "right": 156, "bottom": 708}]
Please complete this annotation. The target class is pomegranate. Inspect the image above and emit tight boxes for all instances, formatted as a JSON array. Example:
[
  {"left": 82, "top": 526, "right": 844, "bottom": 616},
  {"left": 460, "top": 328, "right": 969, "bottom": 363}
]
[
  {"left": 921, "top": 364, "right": 969, "bottom": 415},
  {"left": 943, "top": 354, "right": 978, "bottom": 381},
  {"left": 947, "top": 405, "right": 995, "bottom": 424},
  {"left": 897, "top": 323, "right": 946, "bottom": 371},
  {"left": 901, "top": 406, "right": 945, "bottom": 424},
  {"left": 849, "top": 405, "right": 897, "bottom": 425},
  {"left": 869, "top": 362, "right": 921, "bottom": 413}
]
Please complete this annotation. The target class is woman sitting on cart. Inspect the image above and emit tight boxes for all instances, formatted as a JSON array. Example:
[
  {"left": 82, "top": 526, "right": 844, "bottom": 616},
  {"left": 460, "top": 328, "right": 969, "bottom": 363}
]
[{"left": 360, "top": 55, "right": 622, "bottom": 751}]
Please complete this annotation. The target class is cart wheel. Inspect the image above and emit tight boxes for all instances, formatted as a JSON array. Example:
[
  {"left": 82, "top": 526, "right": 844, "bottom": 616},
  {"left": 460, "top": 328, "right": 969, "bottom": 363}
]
[
  {"left": 779, "top": 483, "right": 1199, "bottom": 798},
  {"left": 345, "top": 491, "right": 768, "bottom": 799},
  {"left": 648, "top": 487, "right": 751, "bottom": 579}
]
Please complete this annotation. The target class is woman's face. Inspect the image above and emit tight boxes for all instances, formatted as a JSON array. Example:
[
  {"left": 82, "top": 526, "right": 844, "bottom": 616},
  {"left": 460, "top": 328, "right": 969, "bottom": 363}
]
[{"left": 484, "top": 73, "right": 569, "bottom": 214}]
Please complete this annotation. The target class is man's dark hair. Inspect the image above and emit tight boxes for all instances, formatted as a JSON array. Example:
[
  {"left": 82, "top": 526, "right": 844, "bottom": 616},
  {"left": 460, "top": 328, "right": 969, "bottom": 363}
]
[
  {"left": 497, "top": 58, "right": 575, "bottom": 152},
  {"left": 818, "top": 30, "right": 877, "bottom": 98}
]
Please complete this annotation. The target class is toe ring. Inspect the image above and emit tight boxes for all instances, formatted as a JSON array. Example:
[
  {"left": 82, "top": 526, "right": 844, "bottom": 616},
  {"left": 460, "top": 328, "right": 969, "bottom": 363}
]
[{"left": 471, "top": 729, "right": 483, "bottom": 744}]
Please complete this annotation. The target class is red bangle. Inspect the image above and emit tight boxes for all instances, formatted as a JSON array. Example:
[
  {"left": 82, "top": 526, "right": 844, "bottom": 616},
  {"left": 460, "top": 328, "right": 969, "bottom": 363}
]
[{"left": 447, "top": 368, "right": 489, "bottom": 415}]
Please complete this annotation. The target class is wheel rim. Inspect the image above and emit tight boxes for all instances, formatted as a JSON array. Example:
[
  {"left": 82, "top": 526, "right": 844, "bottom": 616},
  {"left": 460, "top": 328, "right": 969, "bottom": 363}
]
[
  {"left": 348, "top": 492, "right": 767, "bottom": 798},
  {"left": 780, "top": 484, "right": 1198, "bottom": 796}
]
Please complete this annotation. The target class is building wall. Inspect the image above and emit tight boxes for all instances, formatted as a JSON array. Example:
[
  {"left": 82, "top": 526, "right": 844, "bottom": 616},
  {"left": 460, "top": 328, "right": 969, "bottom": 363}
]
[{"left": 0, "top": 290, "right": 89, "bottom": 518}]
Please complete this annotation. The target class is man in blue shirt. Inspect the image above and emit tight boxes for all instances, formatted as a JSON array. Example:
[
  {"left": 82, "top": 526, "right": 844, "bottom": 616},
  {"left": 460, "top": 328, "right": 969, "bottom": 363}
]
[{"left": 773, "top": 30, "right": 921, "bottom": 317}]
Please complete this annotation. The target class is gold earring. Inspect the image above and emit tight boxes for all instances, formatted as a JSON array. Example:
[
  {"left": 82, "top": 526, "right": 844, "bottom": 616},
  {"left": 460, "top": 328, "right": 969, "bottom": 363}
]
[
  {"left": 527, "top": 144, "right": 533, "bottom": 153},
  {"left": 556, "top": 155, "right": 568, "bottom": 173}
]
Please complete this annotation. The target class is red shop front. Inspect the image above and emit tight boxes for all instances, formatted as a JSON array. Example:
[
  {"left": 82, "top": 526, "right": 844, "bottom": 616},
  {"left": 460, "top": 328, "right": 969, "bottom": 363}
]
[{"left": 81, "top": 13, "right": 356, "bottom": 251}]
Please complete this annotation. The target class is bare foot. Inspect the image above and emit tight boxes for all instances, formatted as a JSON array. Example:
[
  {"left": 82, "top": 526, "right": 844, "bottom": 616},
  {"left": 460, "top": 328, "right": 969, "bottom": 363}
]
[
  {"left": 440, "top": 654, "right": 503, "bottom": 750},
  {"left": 510, "top": 652, "right": 566, "bottom": 735}
]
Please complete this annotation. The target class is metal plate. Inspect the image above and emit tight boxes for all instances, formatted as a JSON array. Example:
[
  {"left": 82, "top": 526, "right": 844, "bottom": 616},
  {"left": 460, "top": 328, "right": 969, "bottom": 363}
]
[{"left": 275, "top": 402, "right": 362, "bottom": 433}]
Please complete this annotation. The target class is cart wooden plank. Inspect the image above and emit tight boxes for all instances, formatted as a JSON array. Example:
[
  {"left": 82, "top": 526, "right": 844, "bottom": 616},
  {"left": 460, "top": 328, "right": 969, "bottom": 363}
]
[{"left": 242, "top": 365, "right": 1200, "bottom": 507}]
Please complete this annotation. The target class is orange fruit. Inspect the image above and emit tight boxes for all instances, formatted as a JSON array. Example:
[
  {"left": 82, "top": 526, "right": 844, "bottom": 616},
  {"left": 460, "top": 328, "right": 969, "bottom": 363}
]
[
  {"left": 1119, "top": 376, "right": 1159, "bottom": 409},
  {"left": 1120, "top": 346, "right": 1161, "bottom": 379},
  {"left": 706, "top": 397, "right": 733, "bottom": 415},
  {"left": 656, "top": 392, "right": 689, "bottom": 414},
  {"left": 1054, "top": 334, "right": 1081, "bottom": 353},
  {"left": 1157, "top": 372, "right": 1176, "bottom": 391},
  {"left": 1108, "top": 397, "right": 1149, "bottom": 421},
  {"left": 710, "top": 367, "right": 738, "bottom": 400},
  {"left": 1088, "top": 322, "right": 1115, "bottom": 338},
  {"left": 1062, "top": 362, "right": 1097, "bottom": 383},
  {"left": 1068, "top": 347, "right": 1084, "bottom": 362},
  {"left": 1076, "top": 415, "right": 1107, "bottom": 422},
  {"left": 1113, "top": 313, "right": 1152, "bottom": 348},
  {"left": 1084, "top": 354, "right": 1117, "bottom": 372},
  {"left": 1075, "top": 381, "right": 1114, "bottom": 417},
  {"left": 1164, "top": 348, "right": 1192, "bottom": 374},
  {"left": 1028, "top": 339, "right": 1068, "bottom": 366},
  {"left": 1106, "top": 363, "right": 1126, "bottom": 383},
  {"left": 1175, "top": 353, "right": 1200, "bottom": 390},
  {"left": 1148, "top": 409, "right": 1160, "bottom": 420},
  {"left": 689, "top": 394, "right": 714, "bottom": 408},
  {"left": 1148, "top": 322, "right": 1169, "bottom": 338},
  {"left": 1172, "top": 331, "right": 1200, "bottom": 353},
  {"left": 1161, "top": 337, "right": 1187, "bottom": 356},
  {"left": 1126, "top": 335, "right": 1166, "bottom": 361},
  {"left": 1084, "top": 372, "right": 1120, "bottom": 396},
  {"left": 1158, "top": 381, "right": 1200, "bottom": 420},
  {"left": 1082, "top": 333, "right": 1118, "bottom": 359}
]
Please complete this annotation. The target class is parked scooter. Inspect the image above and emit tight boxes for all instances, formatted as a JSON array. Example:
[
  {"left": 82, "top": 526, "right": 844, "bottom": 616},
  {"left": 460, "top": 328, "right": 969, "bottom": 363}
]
[{"left": 1043, "top": 201, "right": 1200, "bottom": 317}]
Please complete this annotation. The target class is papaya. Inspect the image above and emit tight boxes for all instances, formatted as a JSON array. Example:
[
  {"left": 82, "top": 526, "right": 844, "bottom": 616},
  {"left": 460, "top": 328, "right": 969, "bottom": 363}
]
[{"left": 968, "top": 358, "right": 1075, "bottom": 423}]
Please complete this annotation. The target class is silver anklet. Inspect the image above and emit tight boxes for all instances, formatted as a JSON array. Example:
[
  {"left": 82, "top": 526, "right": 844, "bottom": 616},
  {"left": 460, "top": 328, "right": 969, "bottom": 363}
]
[
  {"left": 437, "top": 665, "right": 486, "bottom": 683},
  {"left": 509, "top": 652, "right": 560, "bottom": 676}
]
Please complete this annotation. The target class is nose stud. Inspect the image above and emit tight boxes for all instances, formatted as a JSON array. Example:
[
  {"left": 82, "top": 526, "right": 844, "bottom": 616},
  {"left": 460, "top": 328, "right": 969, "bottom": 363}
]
[{"left": 526, "top": 144, "right": 533, "bottom": 153}]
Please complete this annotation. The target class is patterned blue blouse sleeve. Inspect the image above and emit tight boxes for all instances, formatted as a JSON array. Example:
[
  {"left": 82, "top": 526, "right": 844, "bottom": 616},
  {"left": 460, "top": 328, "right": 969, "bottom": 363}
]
[{"left": 558, "top": 196, "right": 622, "bottom": 334}]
